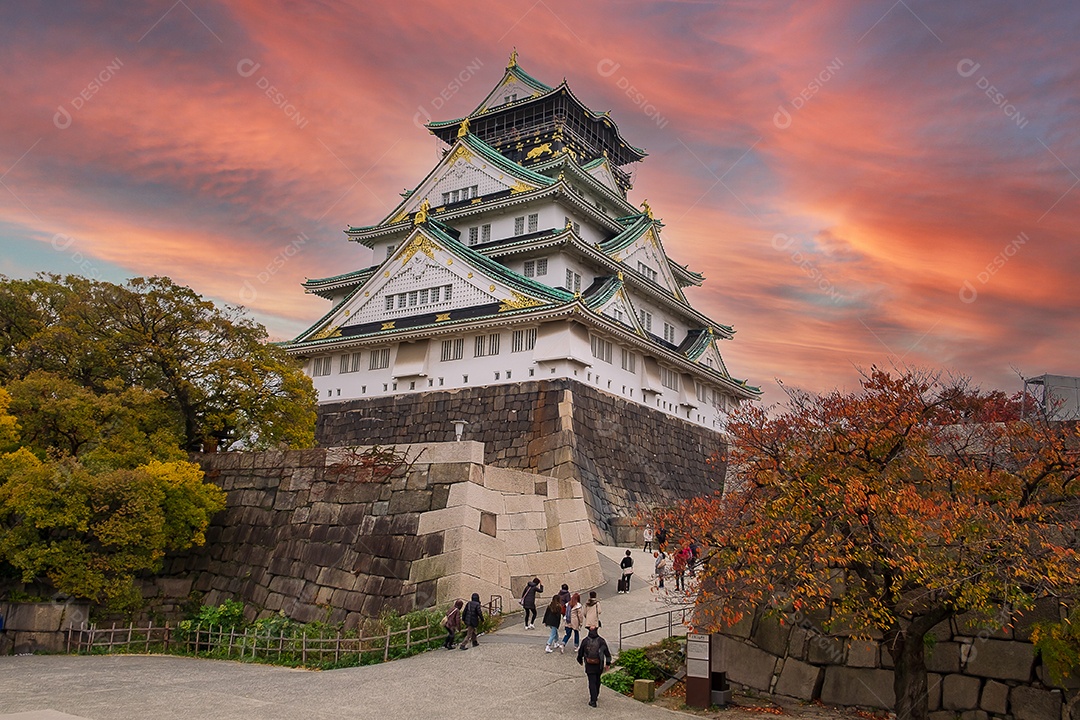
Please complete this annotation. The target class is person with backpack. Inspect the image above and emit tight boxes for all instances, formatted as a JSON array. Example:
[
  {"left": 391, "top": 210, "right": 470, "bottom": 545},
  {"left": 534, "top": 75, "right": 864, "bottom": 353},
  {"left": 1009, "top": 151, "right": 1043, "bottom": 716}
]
[
  {"left": 619, "top": 549, "right": 634, "bottom": 593},
  {"left": 520, "top": 577, "right": 543, "bottom": 629},
  {"left": 577, "top": 627, "right": 612, "bottom": 707},
  {"left": 560, "top": 592, "right": 583, "bottom": 652},
  {"left": 558, "top": 583, "right": 571, "bottom": 607},
  {"left": 542, "top": 593, "right": 564, "bottom": 653},
  {"left": 459, "top": 593, "right": 484, "bottom": 650},
  {"left": 442, "top": 599, "right": 463, "bottom": 650}
]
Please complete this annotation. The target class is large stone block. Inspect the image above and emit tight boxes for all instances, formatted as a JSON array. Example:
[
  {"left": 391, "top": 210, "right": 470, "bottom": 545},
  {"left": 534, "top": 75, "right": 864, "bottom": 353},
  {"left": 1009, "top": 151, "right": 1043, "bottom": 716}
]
[
  {"left": 942, "top": 673, "right": 981, "bottom": 711},
  {"left": 751, "top": 615, "right": 792, "bottom": 657},
  {"left": 713, "top": 635, "right": 778, "bottom": 692},
  {"left": 980, "top": 679, "right": 1009, "bottom": 714},
  {"left": 1010, "top": 686, "right": 1062, "bottom": 720},
  {"left": 846, "top": 639, "right": 878, "bottom": 668},
  {"left": 926, "top": 641, "right": 961, "bottom": 673},
  {"left": 964, "top": 638, "right": 1034, "bottom": 681},
  {"left": 819, "top": 667, "right": 895, "bottom": 710},
  {"left": 773, "top": 658, "right": 822, "bottom": 699}
]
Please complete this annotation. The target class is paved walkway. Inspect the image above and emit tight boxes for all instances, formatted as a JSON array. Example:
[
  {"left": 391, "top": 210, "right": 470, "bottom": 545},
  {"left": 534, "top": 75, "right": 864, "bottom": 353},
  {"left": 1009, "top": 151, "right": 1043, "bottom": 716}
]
[{"left": 0, "top": 547, "right": 693, "bottom": 720}]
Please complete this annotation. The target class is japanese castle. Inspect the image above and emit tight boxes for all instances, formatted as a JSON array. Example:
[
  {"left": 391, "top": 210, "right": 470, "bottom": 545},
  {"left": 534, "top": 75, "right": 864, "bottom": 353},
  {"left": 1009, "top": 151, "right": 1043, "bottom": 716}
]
[{"left": 286, "top": 52, "right": 759, "bottom": 429}]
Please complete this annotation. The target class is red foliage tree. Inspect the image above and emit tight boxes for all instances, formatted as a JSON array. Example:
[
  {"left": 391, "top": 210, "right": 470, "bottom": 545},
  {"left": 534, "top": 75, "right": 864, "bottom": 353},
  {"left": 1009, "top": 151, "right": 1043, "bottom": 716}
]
[{"left": 656, "top": 367, "right": 1080, "bottom": 720}]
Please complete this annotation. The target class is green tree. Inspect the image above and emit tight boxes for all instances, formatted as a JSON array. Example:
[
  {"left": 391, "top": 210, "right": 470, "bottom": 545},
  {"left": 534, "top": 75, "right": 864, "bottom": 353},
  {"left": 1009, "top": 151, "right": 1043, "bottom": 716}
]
[
  {"left": 660, "top": 368, "right": 1080, "bottom": 720},
  {"left": 0, "top": 448, "right": 225, "bottom": 610},
  {"left": 0, "top": 274, "right": 315, "bottom": 451}
]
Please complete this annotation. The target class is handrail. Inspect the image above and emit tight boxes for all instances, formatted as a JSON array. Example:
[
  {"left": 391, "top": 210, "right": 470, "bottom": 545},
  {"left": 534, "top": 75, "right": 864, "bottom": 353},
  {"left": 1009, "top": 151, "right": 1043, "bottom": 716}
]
[{"left": 617, "top": 607, "right": 693, "bottom": 651}]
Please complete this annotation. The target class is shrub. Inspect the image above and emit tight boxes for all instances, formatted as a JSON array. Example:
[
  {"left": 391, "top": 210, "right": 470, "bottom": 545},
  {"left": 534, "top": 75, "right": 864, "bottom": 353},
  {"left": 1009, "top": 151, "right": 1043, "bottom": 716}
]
[
  {"left": 615, "top": 647, "right": 660, "bottom": 680},
  {"left": 600, "top": 669, "right": 635, "bottom": 695}
]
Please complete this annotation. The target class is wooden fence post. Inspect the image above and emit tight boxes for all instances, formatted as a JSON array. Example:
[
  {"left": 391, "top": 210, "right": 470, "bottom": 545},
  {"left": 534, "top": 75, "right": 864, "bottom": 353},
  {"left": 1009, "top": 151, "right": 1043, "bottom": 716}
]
[
  {"left": 406, "top": 622, "right": 412, "bottom": 653},
  {"left": 383, "top": 626, "right": 390, "bottom": 662}
]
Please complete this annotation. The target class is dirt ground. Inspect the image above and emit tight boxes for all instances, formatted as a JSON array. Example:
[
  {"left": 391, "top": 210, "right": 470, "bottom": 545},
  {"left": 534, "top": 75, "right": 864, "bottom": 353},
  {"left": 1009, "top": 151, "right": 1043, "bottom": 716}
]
[{"left": 653, "top": 682, "right": 893, "bottom": 720}]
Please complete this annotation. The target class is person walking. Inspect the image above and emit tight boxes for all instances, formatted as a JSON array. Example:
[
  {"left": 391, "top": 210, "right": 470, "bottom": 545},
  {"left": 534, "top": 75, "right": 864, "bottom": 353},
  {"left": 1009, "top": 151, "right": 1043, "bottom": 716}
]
[
  {"left": 619, "top": 549, "right": 634, "bottom": 593},
  {"left": 674, "top": 546, "right": 690, "bottom": 592},
  {"left": 442, "top": 599, "right": 463, "bottom": 649},
  {"left": 655, "top": 525, "right": 667, "bottom": 552},
  {"left": 560, "top": 592, "right": 583, "bottom": 652},
  {"left": 459, "top": 592, "right": 484, "bottom": 649},
  {"left": 542, "top": 593, "right": 564, "bottom": 653},
  {"left": 520, "top": 577, "right": 543, "bottom": 629},
  {"left": 654, "top": 551, "right": 667, "bottom": 590},
  {"left": 583, "top": 590, "right": 601, "bottom": 630},
  {"left": 577, "top": 627, "right": 613, "bottom": 707},
  {"left": 642, "top": 524, "right": 654, "bottom": 553}
]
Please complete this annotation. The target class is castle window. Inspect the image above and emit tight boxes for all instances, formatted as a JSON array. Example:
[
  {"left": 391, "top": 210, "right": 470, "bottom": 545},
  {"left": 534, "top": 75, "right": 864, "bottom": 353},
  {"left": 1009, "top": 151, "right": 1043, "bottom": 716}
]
[
  {"left": 590, "top": 335, "right": 612, "bottom": 364},
  {"left": 639, "top": 310, "right": 653, "bottom": 332},
  {"left": 386, "top": 245, "right": 395, "bottom": 259},
  {"left": 697, "top": 382, "right": 708, "bottom": 403},
  {"left": 637, "top": 261, "right": 658, "bottom": 283},
  {"left": 441, "top": 338, "right": 464, "bottom": 362},
  {"left": 514, "top": 216, "right": 525, "bottom": 235},
  {"left": 663, "top": 322, "right": 677, "bottom": 344},
  {"left": 524, "top": 260, "right": 535, "bottom": 278},
  {"left": 528, "top": 213, "right": 538, "bottom": 232},
  {"left": 535, "top": 258, "right": 547, "bottom": 276},
  {"left": 475, "top": 333, "right": 501, "bottom": 357},
  {"left": 620, "top": 349, "right": 636, "bottom": 373},
  {"left": 469, "top": 227, "right": 478, "bottom": 245},
  {"left": 311, "top": 356, "right": 332, "bottom": 376},
  {"left": 369, "top": 348, "right": 391, "bottom": 370},
  {"left": 565, "top": 269, "right": 581, "bottom": 293},
  {"left": 385, "top": 296, "right": 394, "bottom": 311},
  {"left": 340, "top": 352, "right": 362, "bottom": 373},
  {"left": 511, "top": 327, "right": 537, "bottom": 352},
  {"left": 481, "top": 224, "right": 491, "bottom": 242},
  {"left": 660, "top": 366, "right": 679, "bottom": 391}
]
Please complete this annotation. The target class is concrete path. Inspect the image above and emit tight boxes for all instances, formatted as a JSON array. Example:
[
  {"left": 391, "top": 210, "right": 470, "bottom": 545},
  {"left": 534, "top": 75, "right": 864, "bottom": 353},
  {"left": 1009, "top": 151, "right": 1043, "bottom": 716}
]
[{"left": 0, "top": 546, "right": 694, "bottom": 720}]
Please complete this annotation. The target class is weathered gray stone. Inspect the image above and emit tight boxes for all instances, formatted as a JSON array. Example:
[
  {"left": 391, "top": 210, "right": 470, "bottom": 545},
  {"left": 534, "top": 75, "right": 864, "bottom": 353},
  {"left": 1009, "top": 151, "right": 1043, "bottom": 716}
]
[
  {"left": 964, "top": 638, "right": 1034, "bottom": 681},
  {"left": 1010, "top": 686, "right": 1062, "bottom": 720},
  {"left": 713, "top": 635, "right": 778, "bottom": 692},
  {"left": 1014, "top": 598, "right": 1063, "bottom": 642},
  {"left": 819, "top": 666, "right": 895, "bottom": 709},
  {"left": 807, "top": 633, "right": 847, "bottom": 665},
  {"left": 752, "top": 615, "right": 792, "bottom": 657},
  {"left": 846, "top": 639, "right": 878, "bottom": 668},
  {"left": 942, "top": 673, "right": 981, "bottom": 710},
  {"left": 926, "top": 641, "right": 962, "bottom": 673},
  {"left": 980, "top": 679, "right": 1009, "bottom": 714},
  {"left": 773, "top": 658, "right": 822, "bottom": 699}
]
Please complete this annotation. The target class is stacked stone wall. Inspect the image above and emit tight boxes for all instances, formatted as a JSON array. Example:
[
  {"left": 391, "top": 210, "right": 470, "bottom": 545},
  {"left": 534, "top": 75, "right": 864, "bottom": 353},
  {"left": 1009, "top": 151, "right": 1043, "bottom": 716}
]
[
  {"left": 712, "top": 602, "right": 1071, "bottom": 720},
  {"left": 150, "top": 443, "right": 602, "bottom": 627},
  {"left": 315, "top": 379, "right": 726, "bottom": 541}
]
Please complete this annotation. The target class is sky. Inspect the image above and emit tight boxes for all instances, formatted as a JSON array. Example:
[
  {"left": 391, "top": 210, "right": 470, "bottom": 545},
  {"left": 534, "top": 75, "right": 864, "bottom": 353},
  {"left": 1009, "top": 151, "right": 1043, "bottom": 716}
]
[{"left": 1, "top": 1, "right": 1077, "bottom": 403}]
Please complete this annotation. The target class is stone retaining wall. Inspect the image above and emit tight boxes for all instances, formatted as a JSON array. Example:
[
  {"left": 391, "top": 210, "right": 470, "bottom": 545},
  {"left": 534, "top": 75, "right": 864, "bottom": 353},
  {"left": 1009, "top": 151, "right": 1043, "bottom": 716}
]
[
  {"left": 712, "top": 602, "right": 1071, "bottom": 720},
  {"left": 152, "top": 442, "right": 602, "bottom": 628},
  {"left": 0, "top": 602, "right": 90, "bottom": 654},
  {"left": 314, "top": 379, "right": 727, "bottom": 542}
]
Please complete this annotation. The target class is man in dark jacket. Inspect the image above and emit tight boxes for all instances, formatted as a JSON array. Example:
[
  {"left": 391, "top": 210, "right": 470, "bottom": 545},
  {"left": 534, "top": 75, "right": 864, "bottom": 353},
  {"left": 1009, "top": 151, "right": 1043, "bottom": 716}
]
[
  {"left": 576, "top": 627, "right": 612, "bottom": 707},
  {"left": 459, "top": 592, "right": 484, "bottom": 649}
]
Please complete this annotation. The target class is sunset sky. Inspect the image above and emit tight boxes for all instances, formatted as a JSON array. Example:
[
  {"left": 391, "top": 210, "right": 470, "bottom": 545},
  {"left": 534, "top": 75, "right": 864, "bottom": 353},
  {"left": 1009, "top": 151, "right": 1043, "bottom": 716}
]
[{"left": 1, "top": 1, "right": 1077, "bottom": 402}]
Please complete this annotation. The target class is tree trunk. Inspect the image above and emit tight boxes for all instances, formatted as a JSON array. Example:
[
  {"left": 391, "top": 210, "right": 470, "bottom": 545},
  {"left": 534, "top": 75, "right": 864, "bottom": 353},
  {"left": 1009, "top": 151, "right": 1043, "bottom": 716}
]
[
  {"left": 885, "top": 610, "right": 950, "bottom": 720},
  {"left": 887, "top": 628, "right": 929, "bottom": 720}
]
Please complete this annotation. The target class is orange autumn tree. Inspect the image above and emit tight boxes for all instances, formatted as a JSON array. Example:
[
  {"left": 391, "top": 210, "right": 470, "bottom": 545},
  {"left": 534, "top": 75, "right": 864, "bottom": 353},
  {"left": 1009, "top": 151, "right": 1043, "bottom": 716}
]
[{"left": 657, "top": 367, "right": 1080, "bottom": 720}]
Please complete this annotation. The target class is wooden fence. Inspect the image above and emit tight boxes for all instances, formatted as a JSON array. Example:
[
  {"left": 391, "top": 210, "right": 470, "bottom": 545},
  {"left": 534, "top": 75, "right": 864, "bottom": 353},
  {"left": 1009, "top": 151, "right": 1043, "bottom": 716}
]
[{"left": 65, "top": 595, "right": 503, "bottom": 666}]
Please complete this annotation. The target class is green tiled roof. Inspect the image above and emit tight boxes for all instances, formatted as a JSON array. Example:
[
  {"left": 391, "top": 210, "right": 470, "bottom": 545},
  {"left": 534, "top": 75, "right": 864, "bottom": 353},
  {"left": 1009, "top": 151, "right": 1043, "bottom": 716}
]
[{"left": 599, "top": 215, "right": 653, "bottom": 254}]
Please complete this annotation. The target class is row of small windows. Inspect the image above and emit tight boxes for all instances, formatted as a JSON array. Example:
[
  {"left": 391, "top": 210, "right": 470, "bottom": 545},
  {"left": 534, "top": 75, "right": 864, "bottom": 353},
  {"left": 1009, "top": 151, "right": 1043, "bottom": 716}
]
[
  {"left": 442, "top": 185, "right": 478, "bottom": 205},
  {"left": 514, "top": 213, "right": 539, "bottom": 236},
  {"left": 590, "top": 335, "right": 637, "bottom": 373},
  {"left": 637, "top": 261, "right": 658, "bottom": 283},
  {"left": 385, "top": 284, "right": 453, "bottom": 311},
  {"left": 312, "top": 329, "right": 540, "bottom": 377}
]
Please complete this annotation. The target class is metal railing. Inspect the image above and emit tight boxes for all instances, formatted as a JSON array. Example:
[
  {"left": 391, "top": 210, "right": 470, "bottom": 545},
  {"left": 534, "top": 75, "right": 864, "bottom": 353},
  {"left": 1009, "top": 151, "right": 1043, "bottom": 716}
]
[{"left": 617, "top": 607, "right": 694, "bottom": 651}]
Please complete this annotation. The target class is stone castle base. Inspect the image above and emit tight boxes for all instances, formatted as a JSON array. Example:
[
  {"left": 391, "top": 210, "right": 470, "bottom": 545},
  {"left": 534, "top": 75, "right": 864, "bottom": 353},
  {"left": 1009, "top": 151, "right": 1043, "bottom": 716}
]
[
  {"left": 314, "top": 378, "right": 728, "bottom": 543},
  {"left": 154, "top": 442, "right": 602, "bottom": 626}
]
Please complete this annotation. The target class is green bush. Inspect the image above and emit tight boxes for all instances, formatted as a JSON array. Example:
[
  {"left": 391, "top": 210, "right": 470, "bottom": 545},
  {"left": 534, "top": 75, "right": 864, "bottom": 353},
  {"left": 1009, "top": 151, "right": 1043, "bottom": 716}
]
[
  {"left": 601, "top": 669, "right": 635, "bottom": 695},
  {"left": 615, "top": 647, "right": 660, "bottom": 680}
]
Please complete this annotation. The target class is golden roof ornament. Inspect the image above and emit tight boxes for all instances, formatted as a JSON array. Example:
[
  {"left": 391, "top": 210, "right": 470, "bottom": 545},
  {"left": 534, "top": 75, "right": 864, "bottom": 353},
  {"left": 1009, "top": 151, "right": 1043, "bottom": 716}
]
[
  {"left": 508, "top": 48, "right": 518, "bottom": 69},
  {"left": 457, "top": 117, "right": 470, "bottom": 138},
  {"left": 414, "top": 198, "right": 430, "bottom": 225},
  {"left": 641, "top": 199, "right": 654, "bottom": 220}
]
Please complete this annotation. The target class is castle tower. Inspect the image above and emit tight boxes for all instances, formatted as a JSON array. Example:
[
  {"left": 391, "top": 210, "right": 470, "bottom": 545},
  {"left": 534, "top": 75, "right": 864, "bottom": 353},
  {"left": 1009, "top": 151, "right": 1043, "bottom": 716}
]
[{"left": 285, "top": 53, "right": 760, "bottom": 541}]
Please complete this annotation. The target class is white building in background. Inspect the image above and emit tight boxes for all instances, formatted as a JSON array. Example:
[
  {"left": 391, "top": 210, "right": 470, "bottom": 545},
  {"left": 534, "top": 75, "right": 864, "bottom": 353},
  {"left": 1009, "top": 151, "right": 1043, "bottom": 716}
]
[{"left": 285, "top": 52, "right": 759, "bottom": 429}]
